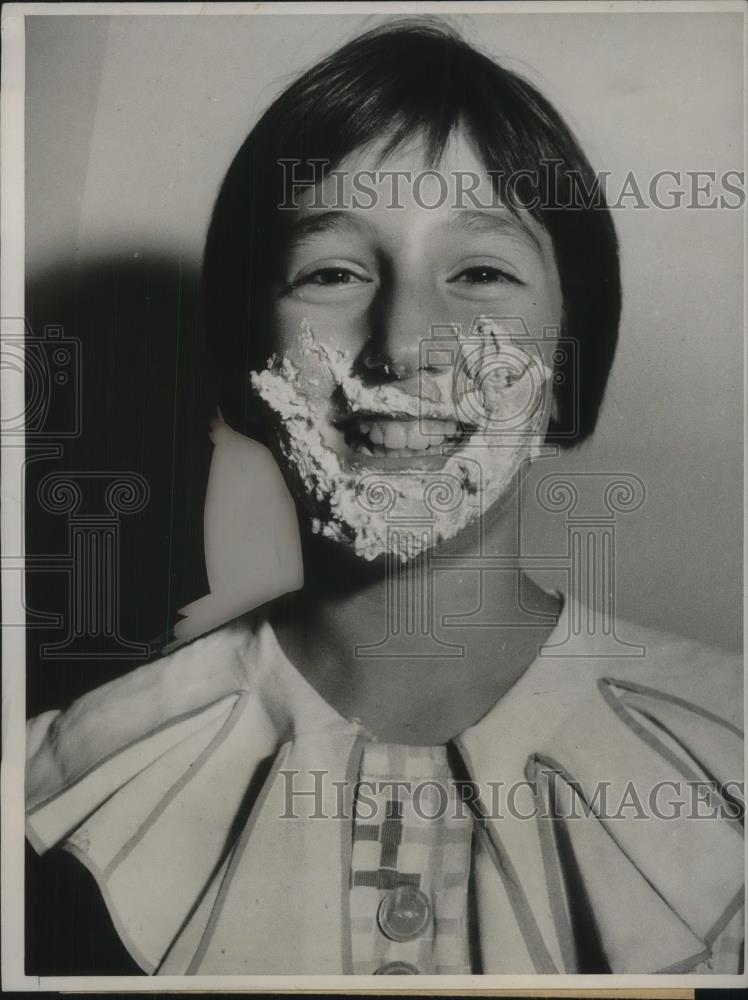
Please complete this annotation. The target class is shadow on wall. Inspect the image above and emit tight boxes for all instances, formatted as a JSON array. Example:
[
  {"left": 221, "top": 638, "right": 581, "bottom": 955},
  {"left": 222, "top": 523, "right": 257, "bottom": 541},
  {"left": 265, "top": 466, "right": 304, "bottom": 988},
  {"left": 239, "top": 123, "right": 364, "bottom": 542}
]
[{"left": 24, "top": 254, "right": 214, "bottom": 715}]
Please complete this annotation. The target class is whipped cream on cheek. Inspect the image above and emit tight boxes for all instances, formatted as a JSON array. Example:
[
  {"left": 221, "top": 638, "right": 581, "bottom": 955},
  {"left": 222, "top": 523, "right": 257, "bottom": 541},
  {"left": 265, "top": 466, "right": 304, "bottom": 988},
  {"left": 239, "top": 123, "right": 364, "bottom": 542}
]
[{"left": 249, "top": 319, "right": 551, "bottom": 563}]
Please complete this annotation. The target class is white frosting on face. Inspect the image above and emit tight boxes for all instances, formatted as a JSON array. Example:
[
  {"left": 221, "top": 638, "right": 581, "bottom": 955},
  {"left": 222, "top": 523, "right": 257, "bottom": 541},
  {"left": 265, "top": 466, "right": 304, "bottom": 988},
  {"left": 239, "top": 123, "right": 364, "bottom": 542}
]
[{"left": 250, "top": 319, "right": 551, "bottom": 563}]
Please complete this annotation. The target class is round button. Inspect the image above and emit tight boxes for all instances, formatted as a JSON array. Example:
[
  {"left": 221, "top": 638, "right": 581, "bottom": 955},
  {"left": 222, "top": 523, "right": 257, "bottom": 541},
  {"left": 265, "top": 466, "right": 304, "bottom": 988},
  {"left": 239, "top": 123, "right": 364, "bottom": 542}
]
[
  {"left": 375, "top": 960, "right": 421, "bottom": 975},
  {"left": 377, "top": 885, "right": 431, "bottom": 942}
]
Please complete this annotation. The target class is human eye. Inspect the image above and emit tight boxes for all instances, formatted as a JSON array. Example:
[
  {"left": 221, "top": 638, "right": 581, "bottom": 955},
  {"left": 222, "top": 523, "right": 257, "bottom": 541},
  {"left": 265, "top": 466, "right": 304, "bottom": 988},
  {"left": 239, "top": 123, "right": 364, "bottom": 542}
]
[
  {"left": 447, "top": 264, "right": 524, "bottom": 287},
  {"left": 297, "top": 266, "right": 370, "bottom": 287},
  {"left": 285, "top": 259, "right": 375, "bottom": 300},
  {"left": 444, "top": 257, "right": 526, "bottom": 302}
]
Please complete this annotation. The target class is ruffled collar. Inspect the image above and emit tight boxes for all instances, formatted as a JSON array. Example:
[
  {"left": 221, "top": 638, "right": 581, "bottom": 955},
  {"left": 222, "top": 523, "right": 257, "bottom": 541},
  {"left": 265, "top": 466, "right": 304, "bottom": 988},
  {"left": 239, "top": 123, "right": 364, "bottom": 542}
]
[{"left": 26, "top": 600, "right": 743, "bottom": 975}]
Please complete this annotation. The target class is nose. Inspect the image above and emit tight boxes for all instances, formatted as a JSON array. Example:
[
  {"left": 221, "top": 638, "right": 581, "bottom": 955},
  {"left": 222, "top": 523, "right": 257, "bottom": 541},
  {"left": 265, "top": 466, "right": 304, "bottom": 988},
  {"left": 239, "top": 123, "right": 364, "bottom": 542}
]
[{"left": 356, "top": 278, "right": 430, "bottom": 383}]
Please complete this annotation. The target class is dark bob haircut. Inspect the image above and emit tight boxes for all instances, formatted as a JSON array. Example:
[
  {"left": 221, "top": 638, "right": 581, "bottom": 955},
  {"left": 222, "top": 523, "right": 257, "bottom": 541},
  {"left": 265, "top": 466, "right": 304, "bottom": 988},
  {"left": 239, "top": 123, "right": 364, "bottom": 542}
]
[{"left": 203, "top": 19, "right": 621, "bottom": 448}]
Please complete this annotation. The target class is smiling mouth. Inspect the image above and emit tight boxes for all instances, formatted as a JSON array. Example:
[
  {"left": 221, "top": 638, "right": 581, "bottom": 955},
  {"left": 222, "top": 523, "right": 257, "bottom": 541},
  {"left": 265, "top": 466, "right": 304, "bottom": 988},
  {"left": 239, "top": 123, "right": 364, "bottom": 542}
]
[{"left": 339, "top": 414, "right": 475, "bottom": 462}]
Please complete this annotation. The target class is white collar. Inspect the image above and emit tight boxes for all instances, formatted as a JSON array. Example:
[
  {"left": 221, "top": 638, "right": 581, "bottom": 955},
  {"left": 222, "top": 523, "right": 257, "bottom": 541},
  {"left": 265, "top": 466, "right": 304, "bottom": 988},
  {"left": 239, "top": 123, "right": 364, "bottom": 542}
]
[{"left": 26, "top": 601, "right": 743, "bottom": 974}]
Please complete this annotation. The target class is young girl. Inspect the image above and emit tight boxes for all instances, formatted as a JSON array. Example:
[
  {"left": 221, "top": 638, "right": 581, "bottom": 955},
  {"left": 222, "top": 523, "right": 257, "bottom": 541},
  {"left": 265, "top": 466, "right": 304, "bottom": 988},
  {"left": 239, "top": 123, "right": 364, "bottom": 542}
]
[{"left": 26, "top": 20, "right": 743, "bottom": 977}]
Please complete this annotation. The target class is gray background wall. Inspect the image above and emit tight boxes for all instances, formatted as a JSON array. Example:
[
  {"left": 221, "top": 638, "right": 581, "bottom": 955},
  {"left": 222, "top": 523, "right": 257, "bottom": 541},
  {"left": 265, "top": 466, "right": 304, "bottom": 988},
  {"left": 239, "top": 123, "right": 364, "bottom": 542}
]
[{"left": 25, "top": 11, "right": 743, "bottom": 651}]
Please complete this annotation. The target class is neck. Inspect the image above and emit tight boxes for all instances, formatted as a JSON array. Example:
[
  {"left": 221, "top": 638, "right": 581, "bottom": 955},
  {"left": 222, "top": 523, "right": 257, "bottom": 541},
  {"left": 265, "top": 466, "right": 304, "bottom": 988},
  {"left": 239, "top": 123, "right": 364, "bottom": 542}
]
[{"left": 270, "top": 497, "right": 561, "bottom": 744}]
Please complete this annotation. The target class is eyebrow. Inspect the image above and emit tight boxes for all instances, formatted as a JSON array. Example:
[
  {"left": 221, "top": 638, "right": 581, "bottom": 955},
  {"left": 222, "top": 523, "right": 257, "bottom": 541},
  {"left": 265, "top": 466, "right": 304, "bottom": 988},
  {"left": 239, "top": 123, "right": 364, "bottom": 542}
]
[
  {"left": 446, "top": 209, "right": 543, "bottom": 255},
  {"left": 285, "top": 210, "right": 373, "bottom": 244},
  {"left": 283, "top": 206, "right": 544, "bottom": 256}
]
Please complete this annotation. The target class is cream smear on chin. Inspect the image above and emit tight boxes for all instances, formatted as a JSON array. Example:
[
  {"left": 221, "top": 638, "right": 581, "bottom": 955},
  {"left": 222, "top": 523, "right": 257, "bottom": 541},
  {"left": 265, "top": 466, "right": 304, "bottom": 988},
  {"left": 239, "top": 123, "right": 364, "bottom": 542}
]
[{"left": 250, "top": 318, "right": 551, "bottom": 563}]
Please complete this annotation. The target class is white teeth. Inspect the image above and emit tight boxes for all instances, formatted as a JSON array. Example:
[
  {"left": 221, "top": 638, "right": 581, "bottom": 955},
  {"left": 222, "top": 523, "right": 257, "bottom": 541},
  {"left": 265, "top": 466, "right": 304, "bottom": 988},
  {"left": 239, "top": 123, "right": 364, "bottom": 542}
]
[
  {"left": 354, "top": 417, "right": 462, "bottom": 454},
  {"left": 421, "top": 418, "right": 454, "bottom": 440},
  {"left": 383, "top": 422, "right": 407, "bottom": 450},
  {"left": 420, "top": 421, "right": 445, "bottom": 445},
  {"left": 360, "top": 444, "right": 373, "bottom": 456},
  {"left": 404, "top": 424, "right": 431, "bottom": 450}
]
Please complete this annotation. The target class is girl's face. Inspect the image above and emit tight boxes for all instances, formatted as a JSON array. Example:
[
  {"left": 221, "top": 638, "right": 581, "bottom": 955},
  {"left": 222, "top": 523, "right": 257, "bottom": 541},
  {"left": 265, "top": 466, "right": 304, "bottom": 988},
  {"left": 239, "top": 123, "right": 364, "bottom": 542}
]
[{"left": 251, "top": 131, "right": 564, "bottom": 563}]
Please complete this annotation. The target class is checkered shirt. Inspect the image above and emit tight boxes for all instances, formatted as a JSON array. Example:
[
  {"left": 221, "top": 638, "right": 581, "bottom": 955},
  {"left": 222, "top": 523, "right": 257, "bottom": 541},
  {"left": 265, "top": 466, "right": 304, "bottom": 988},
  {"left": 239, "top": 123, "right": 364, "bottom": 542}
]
[{"left": 348, "top": 743, "right": 474, "bottom": 975}]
